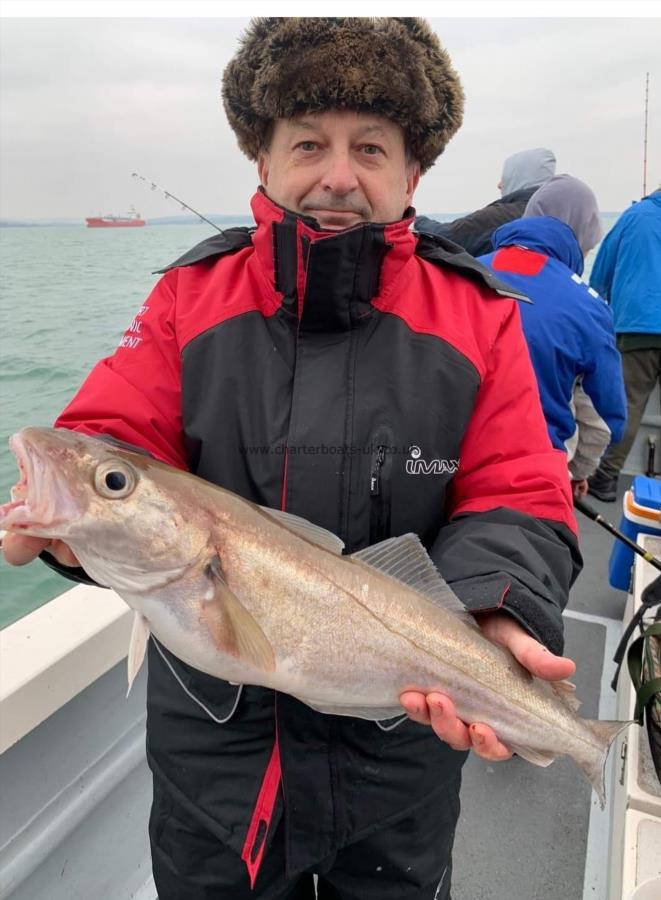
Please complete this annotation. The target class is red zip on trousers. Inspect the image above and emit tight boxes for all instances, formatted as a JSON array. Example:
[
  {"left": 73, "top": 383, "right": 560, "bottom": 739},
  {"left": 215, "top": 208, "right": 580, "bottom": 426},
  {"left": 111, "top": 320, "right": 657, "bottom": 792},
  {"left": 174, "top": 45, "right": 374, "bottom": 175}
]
[
  {"left": 241, "top": 731, "right": 282, "bottom": 888},
  {"left": 241, "top": 441, "right": 290, "bottom": 888}
]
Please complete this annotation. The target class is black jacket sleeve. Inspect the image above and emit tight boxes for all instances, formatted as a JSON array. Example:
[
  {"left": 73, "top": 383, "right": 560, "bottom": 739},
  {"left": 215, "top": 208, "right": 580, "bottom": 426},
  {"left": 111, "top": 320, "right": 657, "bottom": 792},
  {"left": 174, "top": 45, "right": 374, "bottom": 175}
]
[
  {"left": 415, "top": 189, "right": 537, "bottom": 258},
  {"left": 430, "top": 508, "right": 582, "bottom": 656}
]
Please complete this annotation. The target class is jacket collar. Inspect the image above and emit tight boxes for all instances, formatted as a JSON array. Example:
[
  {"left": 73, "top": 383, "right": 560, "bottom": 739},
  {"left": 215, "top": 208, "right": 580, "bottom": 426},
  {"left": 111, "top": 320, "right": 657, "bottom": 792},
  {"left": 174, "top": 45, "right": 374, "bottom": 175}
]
[{"left": 250, "top": 189, "right": 417, "bottom": 321}]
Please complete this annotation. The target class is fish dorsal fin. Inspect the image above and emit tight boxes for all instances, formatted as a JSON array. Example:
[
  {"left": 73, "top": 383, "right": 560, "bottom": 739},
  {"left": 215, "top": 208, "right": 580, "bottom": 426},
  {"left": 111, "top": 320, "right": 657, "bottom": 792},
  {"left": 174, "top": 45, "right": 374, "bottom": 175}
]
[
  {"left": 552, "top": 679, "right": 581, "bottom": 711},
  {"left": 259, "top": 506, "right": 344, "bottom": 555},
  {"left": 351, "top": 534, "right": 478, "bottom": 630},
  {"left": 203, "top": 556, "right": 276, "bottom": 672},
  {"left": 127, "top": 611, "right": 150, "bottom": 697}
]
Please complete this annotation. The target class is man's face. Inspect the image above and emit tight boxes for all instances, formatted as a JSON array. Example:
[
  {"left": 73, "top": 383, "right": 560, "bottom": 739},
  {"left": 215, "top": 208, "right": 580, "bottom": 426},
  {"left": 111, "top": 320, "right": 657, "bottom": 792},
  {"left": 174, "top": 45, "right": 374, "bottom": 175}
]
[{"left": 257, "top": 110, "right": 420, "bottom": 229}]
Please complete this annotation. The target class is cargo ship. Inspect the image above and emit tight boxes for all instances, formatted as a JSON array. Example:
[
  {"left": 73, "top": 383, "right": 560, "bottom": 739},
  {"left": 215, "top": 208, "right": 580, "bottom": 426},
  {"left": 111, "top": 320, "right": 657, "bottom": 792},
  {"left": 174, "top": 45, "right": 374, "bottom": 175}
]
[{"left": 85, "top": 206, "right": 145, "bottom": 228}]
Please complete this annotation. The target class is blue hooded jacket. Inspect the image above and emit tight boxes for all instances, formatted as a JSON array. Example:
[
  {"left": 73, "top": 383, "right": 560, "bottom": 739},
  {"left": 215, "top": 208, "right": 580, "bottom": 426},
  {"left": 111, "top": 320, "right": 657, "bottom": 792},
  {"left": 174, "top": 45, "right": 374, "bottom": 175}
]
[
  {"left": 479, "top": 216, "right": 626, "bottom": 453},
  {"left": 590, "top": 191, "right": 661, "bottom": 334}
]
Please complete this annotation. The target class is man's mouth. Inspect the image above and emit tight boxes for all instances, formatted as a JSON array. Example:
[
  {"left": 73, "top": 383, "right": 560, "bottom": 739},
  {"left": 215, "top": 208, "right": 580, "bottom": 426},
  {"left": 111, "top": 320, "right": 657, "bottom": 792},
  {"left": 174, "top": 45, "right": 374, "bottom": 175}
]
[{"left": 304, "top": 209, "right": 366, "bottom": 230}]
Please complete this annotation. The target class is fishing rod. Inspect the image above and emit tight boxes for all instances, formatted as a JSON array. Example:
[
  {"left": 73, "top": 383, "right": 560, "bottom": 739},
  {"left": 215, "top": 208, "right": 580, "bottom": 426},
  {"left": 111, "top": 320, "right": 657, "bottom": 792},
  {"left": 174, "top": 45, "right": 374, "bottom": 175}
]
[
  {"left": 131, "top": 172, "right": 222, "bottom": 233},
  {"left": 643, "top": 72, "right": 649, "bottom": 197},
  {"left": 574, "top": 496, "right": 661, "bottom": 573}
]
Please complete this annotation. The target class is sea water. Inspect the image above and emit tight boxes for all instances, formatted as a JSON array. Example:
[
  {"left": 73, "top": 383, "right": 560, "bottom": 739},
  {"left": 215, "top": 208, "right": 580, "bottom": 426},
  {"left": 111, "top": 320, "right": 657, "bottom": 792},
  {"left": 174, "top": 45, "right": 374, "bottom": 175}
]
[
  {"left": 0, "top": 215, "right": 618, "bottom": 628},
  {"left": 0, "top": 223, "right": 236, "bottom": 627}
]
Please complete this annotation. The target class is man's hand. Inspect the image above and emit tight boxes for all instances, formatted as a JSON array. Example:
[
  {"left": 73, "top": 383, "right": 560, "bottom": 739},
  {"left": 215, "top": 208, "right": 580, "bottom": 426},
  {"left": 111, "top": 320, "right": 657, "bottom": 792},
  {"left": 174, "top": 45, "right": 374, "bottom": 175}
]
[
  {"left": 571, "top": 478, "right": 588, "bottom": 499},
  {"left": 400, "top": 611, "right": 576, "bottom": 761},
  {"left": 2, "top": 533, "right": 79, "bottom": 568}
]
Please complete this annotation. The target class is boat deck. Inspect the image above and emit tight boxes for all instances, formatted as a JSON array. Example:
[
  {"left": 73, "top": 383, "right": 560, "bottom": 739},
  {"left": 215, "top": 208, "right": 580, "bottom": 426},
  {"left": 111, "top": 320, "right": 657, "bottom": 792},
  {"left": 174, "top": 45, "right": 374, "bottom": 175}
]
[{"left": 454, "top": 487, "right": 626, "bottom": 900}]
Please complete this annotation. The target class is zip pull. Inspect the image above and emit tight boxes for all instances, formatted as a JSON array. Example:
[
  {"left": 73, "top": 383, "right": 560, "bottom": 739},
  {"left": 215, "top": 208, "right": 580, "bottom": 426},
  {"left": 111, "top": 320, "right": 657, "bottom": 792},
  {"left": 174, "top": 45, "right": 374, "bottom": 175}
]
[{"left": 370, "top": 445, "right": 386, "bottom": 496}]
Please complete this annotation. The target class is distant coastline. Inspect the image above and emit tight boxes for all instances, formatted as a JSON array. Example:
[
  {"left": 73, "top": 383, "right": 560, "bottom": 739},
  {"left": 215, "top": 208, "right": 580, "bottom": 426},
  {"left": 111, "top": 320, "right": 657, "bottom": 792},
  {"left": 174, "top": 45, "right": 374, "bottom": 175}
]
[
  {"left": 0, "top": 211, "right": 622, "bottom": 228},
  {"left": 0, "top": 214, "right": 254, "bottom": 228}
]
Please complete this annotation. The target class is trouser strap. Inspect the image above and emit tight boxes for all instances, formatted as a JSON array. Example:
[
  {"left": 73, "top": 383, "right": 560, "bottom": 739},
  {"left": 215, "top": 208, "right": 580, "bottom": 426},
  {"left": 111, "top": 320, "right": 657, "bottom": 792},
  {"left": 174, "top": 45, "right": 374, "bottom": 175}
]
[
  {"left": 627, "top": 621, "right": 661, "bottom": 724},
  {"left": 611, "top": 574, "right": 661, "bottom": 691}
]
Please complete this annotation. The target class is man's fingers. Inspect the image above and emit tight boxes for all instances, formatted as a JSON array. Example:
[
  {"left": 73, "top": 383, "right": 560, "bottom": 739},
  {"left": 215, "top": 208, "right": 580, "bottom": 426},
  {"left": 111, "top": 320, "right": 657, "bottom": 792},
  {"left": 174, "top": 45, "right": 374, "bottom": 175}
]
[
  {"left": 480, "top": 613, "right": 576, "bottom": 682},
  {"left": 2, "top": 533, "right": 49, "bottom": 566},
  {"left": 426, "top": 693, "right": 472, "bottom": 750},
  {"left": 400, "top": 691, "right": 431, "bottom": 725},
  {"left": 1, "top": 534, "right": 79, "bottom": 568},
  {"left": 400, "top": 690, "right": 514, "bottom": 758},
  {"left": 49, "top": 540, "right": 80, "bottom": 568},
  {"left": 469, "top": 724, "right": 513, "bottom": 761},
  {"left": 400, "top": 691, "right": 471, "bottom": 751},
  {"left": 512, "top": 635, "right": 576, "bottom": 681}
]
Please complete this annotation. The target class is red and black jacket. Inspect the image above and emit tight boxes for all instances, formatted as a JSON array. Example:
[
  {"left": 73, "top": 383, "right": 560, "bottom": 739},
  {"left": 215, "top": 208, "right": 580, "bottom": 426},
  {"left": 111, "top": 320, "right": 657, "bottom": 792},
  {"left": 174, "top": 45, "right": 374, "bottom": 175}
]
[{"left": 54, "top": 189, "right": 581, "bottom": 878}]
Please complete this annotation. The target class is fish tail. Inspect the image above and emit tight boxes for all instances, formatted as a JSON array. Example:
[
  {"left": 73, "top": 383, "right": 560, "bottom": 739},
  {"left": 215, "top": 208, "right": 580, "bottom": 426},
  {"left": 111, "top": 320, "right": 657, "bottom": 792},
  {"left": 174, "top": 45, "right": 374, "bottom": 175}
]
[{"left": 579, "top": 719, "right": 632, "bottom": 808}]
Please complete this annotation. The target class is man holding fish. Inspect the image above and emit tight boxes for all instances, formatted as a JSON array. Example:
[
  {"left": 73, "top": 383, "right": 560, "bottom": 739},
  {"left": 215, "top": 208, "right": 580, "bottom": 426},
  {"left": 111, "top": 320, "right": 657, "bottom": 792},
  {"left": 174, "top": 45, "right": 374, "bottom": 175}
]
[{"left": 2, "top": 17, "right": 591, "bottom": 900}]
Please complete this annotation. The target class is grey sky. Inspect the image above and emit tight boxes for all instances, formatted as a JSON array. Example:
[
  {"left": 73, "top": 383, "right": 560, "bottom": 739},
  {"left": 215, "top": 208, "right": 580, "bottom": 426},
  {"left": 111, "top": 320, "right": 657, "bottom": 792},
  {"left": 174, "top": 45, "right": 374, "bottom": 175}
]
[{"left": 1, "top": 16, "right": 659, "bottom": 220}]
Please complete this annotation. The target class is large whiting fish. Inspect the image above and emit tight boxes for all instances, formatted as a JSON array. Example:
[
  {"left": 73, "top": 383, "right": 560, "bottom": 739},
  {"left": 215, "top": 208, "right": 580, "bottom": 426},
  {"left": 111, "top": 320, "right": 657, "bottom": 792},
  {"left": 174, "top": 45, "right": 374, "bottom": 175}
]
[{"left": 0, "top": 427, "right": 629, "bottom": 806}]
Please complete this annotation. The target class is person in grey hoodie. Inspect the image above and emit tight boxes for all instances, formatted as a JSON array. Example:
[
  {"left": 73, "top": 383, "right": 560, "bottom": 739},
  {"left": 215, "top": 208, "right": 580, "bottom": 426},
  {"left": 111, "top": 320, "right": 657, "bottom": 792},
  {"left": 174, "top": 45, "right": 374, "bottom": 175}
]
[{"left": 416, "top": 147, "right": 556, "bottom": 256}]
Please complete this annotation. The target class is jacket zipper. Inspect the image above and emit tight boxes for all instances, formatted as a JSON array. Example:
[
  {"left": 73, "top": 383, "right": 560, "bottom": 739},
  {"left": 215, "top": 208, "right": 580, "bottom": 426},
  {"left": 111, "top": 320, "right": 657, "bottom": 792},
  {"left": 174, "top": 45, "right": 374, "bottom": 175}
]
[
  {"left": 369, "top": 441, "right": 391, "bottom": 544},
  {"left": 370, "top": 445, "right": 386, "bottom": 497}
]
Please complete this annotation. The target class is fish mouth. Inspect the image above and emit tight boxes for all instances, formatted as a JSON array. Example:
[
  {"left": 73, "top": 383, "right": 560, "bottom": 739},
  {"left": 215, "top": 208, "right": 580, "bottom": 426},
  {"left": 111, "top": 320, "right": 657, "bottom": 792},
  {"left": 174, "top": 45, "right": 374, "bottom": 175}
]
[{"left": 0, "top": 431, "right": 77, "bottom": 537}]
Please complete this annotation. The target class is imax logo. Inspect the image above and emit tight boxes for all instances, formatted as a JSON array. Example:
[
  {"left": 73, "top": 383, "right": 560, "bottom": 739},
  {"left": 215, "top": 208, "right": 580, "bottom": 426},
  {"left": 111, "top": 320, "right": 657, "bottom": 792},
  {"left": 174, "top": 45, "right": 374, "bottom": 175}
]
[{"left": 405, "top": 446, "right": 459, "bottom": 476}]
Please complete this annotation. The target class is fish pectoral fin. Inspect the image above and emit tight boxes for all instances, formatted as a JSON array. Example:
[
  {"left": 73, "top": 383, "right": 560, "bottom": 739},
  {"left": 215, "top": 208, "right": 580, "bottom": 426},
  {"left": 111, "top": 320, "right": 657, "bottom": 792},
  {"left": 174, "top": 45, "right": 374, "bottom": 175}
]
[
  {"left": 258, "top": 506, "right": 345, "bottom": 555},
  {"left": 225, "top": 591, "right": 276, "bottom": 672},
  {"left": 351, "top": 534, "right": 478, "bottom": 630},
  {"left": 506, "top": 742, "right": 556, "bottom": 768},
  {"left": 127, "top": 611, "right": 150, "bottom": 697},
  {"left": 202, "top": 568, "right": 276, "bottom": 672}
]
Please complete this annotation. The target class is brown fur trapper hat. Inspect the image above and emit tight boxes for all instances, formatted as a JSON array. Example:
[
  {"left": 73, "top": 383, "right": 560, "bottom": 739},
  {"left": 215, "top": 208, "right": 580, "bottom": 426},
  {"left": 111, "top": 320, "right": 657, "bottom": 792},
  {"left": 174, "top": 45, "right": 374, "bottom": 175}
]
[{"left": 222, "top": 17, "right": 464, "bottom": 173}]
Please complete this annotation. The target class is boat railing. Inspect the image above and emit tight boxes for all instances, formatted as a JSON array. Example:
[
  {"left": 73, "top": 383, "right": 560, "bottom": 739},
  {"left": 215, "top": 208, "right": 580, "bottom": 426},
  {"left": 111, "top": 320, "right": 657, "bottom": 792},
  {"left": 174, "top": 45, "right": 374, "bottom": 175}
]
[{"left": 0, "top": 583, "right": 131, "bottom": 754}]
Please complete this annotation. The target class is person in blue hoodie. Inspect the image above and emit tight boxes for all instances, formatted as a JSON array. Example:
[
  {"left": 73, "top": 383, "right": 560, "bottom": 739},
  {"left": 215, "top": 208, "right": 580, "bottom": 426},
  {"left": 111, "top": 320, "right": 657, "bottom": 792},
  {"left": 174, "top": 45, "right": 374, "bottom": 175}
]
[
  {"left": 478, "top": 175, "right": 627, "bottom": 497},
  {"left": 587, "top": 189, "right": 661, "bottom": 501}
]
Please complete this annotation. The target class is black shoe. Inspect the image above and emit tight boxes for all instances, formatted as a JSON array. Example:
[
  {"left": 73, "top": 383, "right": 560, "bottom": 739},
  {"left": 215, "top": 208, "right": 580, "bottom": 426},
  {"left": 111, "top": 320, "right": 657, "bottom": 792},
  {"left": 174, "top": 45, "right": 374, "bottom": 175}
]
[{"left": 587, "top": 468, "right": 618, "bottom": 502}]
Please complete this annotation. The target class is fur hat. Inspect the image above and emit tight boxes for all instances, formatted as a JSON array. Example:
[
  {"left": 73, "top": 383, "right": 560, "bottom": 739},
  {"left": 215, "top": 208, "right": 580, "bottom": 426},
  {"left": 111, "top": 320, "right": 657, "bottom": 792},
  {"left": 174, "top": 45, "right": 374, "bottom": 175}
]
[{"left": 222, "top": 17, "right": 464, "bottom": 173}]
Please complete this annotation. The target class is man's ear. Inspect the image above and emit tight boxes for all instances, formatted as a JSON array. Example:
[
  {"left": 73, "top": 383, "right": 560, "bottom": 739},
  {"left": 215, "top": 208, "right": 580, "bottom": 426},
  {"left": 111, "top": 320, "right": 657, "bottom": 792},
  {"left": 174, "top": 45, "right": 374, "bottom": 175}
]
[
  {"left": 257, "top": 151, "right": 270, "bottom": 188},
  {"left": 405, "top": 161, "right": 421, "bottom": 207}
]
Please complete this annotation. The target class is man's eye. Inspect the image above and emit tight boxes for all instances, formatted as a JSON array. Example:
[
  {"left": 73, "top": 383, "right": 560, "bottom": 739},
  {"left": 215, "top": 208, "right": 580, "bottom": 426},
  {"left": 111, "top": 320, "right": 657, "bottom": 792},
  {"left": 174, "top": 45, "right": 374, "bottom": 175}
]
[
  {"left": 297, "top": 141, "right": 318, "bottom": 152},
  {"left": 362, "top": 145, "right": 383, "bottom": 156}
]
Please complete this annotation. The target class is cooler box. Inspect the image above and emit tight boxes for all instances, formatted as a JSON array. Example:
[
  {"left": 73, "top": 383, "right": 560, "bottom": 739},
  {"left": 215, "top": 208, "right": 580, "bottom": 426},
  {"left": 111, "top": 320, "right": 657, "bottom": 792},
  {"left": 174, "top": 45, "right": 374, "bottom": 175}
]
[{"left": 609, "top": 476, "right": 661, "bottom": 590}]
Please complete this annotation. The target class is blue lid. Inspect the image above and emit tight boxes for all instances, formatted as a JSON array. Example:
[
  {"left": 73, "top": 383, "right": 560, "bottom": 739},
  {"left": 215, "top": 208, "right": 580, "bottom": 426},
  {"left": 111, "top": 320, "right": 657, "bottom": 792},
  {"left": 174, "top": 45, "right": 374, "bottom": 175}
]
[{"left": 632, "top": 475, "right": 661, "bottom": 511}]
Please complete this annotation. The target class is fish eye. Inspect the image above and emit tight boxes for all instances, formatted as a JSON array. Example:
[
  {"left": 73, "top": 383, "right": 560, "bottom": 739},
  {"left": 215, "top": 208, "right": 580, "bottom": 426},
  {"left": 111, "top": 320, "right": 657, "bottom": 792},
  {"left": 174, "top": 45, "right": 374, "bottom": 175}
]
[
  {"left": 105, "top": 471, "right": 127, "bottom": 491},
  {"left": 94, "top": 460, "right": 137, "bottom": 499}
]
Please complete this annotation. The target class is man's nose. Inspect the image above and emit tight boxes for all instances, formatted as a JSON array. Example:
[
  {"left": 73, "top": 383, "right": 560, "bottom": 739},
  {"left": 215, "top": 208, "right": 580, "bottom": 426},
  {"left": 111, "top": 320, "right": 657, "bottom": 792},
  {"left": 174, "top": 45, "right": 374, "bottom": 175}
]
[{"left": 319, "top": 151, "right": 360, "bottom": 196}]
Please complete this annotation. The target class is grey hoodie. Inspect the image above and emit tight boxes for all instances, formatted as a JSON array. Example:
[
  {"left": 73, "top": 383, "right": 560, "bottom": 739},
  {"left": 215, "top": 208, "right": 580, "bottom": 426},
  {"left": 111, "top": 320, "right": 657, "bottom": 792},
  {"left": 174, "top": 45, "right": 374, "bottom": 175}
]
[
  {"left": 524, "top": 174, "right": 603, "bottom": 255},
  {"left": 501, "top": 148, "right": 557, "bottom": 196}
]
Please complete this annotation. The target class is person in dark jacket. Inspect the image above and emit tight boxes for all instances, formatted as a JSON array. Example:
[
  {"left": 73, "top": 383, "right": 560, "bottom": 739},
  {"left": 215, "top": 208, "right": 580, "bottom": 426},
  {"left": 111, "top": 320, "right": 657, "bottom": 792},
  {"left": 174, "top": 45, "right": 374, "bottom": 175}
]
[
  {"left": 2, "top": 18, "right": 580, "bottom": 900},
  {"left": 478, "top": 175, "right": 627, "bottom": 498},
  {"left": 416, "top": 147, "right": 556, "bottom": 256}
]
